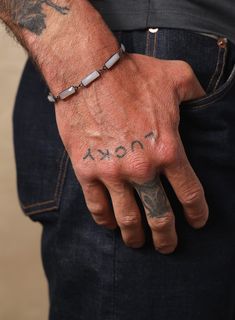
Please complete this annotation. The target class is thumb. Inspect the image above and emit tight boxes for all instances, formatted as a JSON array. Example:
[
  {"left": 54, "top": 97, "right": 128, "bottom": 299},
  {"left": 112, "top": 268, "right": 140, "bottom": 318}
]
[{"left": 172, "top": 60, "right": 206, "bottom": 102}]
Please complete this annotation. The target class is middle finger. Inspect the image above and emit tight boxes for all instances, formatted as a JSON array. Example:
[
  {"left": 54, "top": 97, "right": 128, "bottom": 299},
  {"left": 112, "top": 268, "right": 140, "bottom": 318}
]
[{"left": 133, "top": 176, "right": 178, "bottom": 254}]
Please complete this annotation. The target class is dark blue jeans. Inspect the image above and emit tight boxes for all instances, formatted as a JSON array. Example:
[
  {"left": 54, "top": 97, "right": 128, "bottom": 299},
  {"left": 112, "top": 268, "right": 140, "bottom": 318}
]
[{"left": 14, "top": 28, "right": 235, "bottom": 319}]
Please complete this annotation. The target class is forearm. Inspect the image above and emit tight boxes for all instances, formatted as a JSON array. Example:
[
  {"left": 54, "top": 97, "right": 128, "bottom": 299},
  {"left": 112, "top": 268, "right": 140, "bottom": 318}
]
[{"left": 0, "top": 0, "right": 118, "bottom": 93}]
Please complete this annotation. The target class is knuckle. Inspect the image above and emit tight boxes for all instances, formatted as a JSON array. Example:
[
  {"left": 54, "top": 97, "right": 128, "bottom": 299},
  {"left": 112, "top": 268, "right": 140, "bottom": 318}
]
[
  {"left": 74, "top": 162, "right": 95, "bottom": 180},
  {"left": 150, "top": 213, "right": 175, "bottom": 232},
  {"left": 87, "top": 202, "right": 106, "bottom": 216},
  {"left": 128, "top": 158, "right": 153, "bottom": 180},
  {"left": 186, "top": 204, "right": 209, "bottom": 227},
  {"left": 118, "top": 214, "right": 140, "bottom": 229},
  {"left": 181, "top": 187, "right": 204, "bottom": 207},
  {"left": 158, "top": 139, "right": 180, "bottom": 166}
]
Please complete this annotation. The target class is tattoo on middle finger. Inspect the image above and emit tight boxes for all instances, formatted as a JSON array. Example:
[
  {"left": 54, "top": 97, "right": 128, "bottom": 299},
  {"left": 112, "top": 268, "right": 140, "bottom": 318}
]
[{"left": 133, "top": 177, "right": 171, "bottom": 218}]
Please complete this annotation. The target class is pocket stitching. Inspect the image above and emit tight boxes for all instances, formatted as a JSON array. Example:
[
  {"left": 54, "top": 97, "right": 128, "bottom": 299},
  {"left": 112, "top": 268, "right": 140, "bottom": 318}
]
[
  {"left": 206, "top": 46, "right": 223, "bottom": 92},
  {"left": 145, "top": 30, "right": 150, "bottom": 56},
  {"left": 21, "top": 150, "right": 69, "bottom": 215},
  {"left": 153, "top": 31, "right": 158, "bottom": 57},
  {"left": 214, "top": 46, "right": 227, "bottom": 90},
  {"left": 181, "top": 63, "right": 235, "bottom": 111}
]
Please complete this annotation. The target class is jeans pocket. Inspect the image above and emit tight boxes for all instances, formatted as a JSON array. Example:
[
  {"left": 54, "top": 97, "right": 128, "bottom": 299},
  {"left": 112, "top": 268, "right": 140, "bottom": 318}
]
[
  {"left": 145, "top": 27, "right": 235, "bottom": 111},
  {"left": 13, "top": 60, "right": 69, "bottom": 223},
  {"left": 181, "top": 63, "right": 235, "bottom": 111}
]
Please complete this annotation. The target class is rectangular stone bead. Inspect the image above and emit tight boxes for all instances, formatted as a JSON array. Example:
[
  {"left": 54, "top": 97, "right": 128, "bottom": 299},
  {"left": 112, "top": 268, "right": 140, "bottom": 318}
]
[
  {"left": 59, "top": 86, "right": 76, "bottom": 100},
  {"left": 104, "top": 52, "right": 120, "bottom": 69},
  {"left": 48, "top": 93, "right": 56, "bottom": 103},
  {"left": 81, "top": 70, "right": 101, "bottom": 87}
]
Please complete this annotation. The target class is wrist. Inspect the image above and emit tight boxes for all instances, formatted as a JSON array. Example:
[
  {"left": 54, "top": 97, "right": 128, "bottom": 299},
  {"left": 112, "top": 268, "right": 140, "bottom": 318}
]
[{"left": 21, "top": 1, "right": 119, "bottom": 94}]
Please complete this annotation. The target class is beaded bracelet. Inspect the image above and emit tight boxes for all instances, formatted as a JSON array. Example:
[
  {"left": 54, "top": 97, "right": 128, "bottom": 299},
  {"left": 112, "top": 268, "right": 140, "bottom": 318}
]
[{"left": 48, "top": 43, "right": 126, "bottom": 103}]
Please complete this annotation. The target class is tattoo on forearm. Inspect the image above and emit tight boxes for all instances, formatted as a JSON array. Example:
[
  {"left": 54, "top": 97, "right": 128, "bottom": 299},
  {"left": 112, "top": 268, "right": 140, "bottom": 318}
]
[
  {"left": 133, "top": 177, "right": 171, "bottom": 218},
  {"left": 83, "top": 131, "right": 156, "bottom": 161},
  {"left": 1, "top": 0, "right": 69, "bottom": 35}
]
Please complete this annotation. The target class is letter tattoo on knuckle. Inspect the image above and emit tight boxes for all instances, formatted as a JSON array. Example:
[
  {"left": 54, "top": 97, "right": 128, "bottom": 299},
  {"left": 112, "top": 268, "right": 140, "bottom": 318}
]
[{"left": 133, "top": 176, "right": 171, "bottom": 218}]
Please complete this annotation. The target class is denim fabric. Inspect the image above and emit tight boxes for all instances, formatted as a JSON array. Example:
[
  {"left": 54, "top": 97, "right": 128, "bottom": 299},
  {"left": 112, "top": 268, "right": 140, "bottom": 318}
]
[{"left": 13, "top": 28, "right": 235, "bottom": 320}]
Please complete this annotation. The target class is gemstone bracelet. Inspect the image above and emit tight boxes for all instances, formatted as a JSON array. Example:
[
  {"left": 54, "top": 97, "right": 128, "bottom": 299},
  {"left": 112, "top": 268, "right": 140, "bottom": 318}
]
[{"left": 48, "top": 43, "right": 126, "bottom": 103}]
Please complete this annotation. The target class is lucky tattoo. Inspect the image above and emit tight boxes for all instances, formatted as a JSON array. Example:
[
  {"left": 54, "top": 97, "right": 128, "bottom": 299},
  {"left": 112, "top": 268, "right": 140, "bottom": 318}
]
[
  {"left": 82, "top": 131, "right": 157, "bottom": 161},
  {"left": 133, "top": 177, "right": 171, "bottom": 218},
  {"left": 1, "top": 0, "right": 69, "bottom": 35}
]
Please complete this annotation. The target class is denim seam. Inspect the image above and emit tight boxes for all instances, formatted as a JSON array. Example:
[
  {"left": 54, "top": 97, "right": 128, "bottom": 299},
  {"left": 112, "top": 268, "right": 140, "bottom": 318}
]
[
  {"left": 207, "top": 45, "right": 227, "bottom": 92},
  {"left": 181, "top": 81, "right": 234, "bottom": 111},
  {"left": 181, "top": 62, "right": 235, "bottom": 110},
  {"left": 21, "top": 150, "right": 67, "bottom": 209},
  {"left": 27, "top": 206, "right": 59, "bottom": 216},
  {"left": 22, "top": 150, "right": 67, "bottom": 209},
  {"left": 145, "top": 29, "right": 150, "bottom": 56},
  {"left": 153, "top": 31, "right": 158, "bottom": 57},
  {"left": 206, "top": 47, "right": 223, "bottom": 92},
  {"left": 21, "top": 150, "right": 69, "bottom": 215},
  {"left": 214, "top": 46, "right": 227, "bottom": 90}
]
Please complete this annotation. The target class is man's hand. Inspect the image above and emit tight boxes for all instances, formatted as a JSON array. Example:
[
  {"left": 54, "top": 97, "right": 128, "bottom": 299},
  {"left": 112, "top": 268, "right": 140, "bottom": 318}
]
[
  {"left": 55, "top": 53, "right": 209, "bottom": 254},
  {"left": 0, "top": 0, "right": 208, "bottom": 253}
]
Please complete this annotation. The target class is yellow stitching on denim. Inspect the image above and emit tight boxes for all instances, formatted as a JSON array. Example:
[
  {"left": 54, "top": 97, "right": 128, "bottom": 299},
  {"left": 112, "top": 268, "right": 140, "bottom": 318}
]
[
  {"left": 24, "top": 155, "right": 69, "bottom": 216},
  {"left": 145, "top": 30, "right": 150, "bottom": 56},
  {"left": 53, "top": 150, "right": 67, "bottom": 199},
  {"left": 27, "top": 206, "right": 58, "bottom": 216},
  {"left": 153, "top": 31, "right": 158, "bottom": 57},
  {"left": 182, "top": 80, "right": 235, "bottom": 111},
  {"left": 206, "top": 47, "right": 222, "bottom": 92},
  {"left": 55, "top": 154, "right": 69, "bottom": 207}
]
